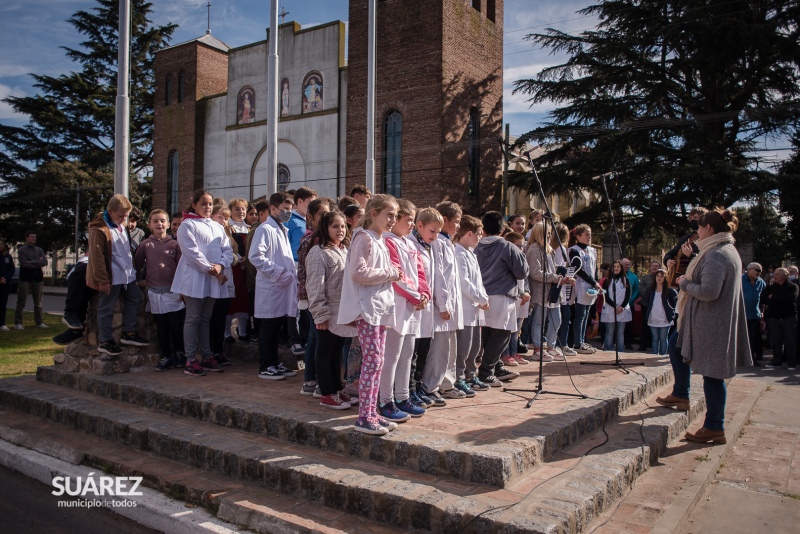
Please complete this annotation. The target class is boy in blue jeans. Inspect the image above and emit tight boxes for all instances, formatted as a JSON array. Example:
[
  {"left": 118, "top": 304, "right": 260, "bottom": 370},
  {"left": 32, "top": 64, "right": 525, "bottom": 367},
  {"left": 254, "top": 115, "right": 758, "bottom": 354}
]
[{"left": 86, "top": 194, "right": 149, "bottom": 357}]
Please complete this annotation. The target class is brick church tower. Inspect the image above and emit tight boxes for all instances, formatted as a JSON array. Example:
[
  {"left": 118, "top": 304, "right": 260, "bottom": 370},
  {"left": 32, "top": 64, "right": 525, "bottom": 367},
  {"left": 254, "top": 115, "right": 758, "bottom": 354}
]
[
  {"left": 152, "top": 34, "right": 229, "bottom": 214},
  {"left": 346, "top": 0, "right": 504, "bottom": 214}
]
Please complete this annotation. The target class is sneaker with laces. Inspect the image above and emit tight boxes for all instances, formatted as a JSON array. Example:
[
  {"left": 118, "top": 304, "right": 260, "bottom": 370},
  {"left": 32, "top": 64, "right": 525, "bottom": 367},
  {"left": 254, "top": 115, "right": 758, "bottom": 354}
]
[
  {"left": 513, "top": 354, "right": 530, "bottom": 365},
  {"left": 52, "top": 329, "right": 84, "bottom": 345},
  {"left": 376, "top": 417, "right": 399, "bottom": 431},
  {"left": 320, "top": 393, "right": 351, "bottom": 410},
  {"left": 343, "top": 380, "right": 359, "bottom": 399},
  {"left": 576, "top": 343, "right": 595, "bottom": 354},
  {"left": 300, "top": 382, "right": 317, "bottom": 396},
  {"left": 548, "top": 347, "right": 565, "bottom": 361},
  {"left": 501, "top": 355, "right": 519, "bottom": 367},
  {"left": 379, "top": 401, "right": 411, "bottom": 422},
  {"left": 467, "top": 377, "right": 489, "bottom": 391},
  {"left": 495, "top": 368, "right": 520, "bottom": 381},
  {"left": 562, "top": 346, "right": 578, "bottom": 357},
  {"left": 414, "top": 391, "right": 434, "bottom": 407},
  {"left": 184, "top": 360, "right": 206, "bottom": 376},
  {"left": 14, "top": 324, "right": 24, "bottom": 330},
  {"left": 290, "top": 343, "right": 305, "bottom": 356},
  {"left": 442, "top": 388, "right": 467, "bottom": 399},
  {"left": 338, "top": 391, "right": 355, "bottom": 404},
  {"left": 201, "top": 357, "right": 224, "bottom": 372},
  {"left": 120, "top": 331, "right": 149, "bottom": 346},
  {"left": 530, "top": 351, "right": 554, "bottom": 362},
  {"left": 354, "top": 419, "right": 389, "bottom": 435},
  {"left": 480, "top": 375, "right": 503, "bottom": 387},
  {"left": 0, "top": 325, "right": 9, "bottom": 332},
  {"left": 62, "top": 314, "right": 84, "bottom": 330},
  {"left": 98, "top": 340, "right": 123, "bottom": 358},
  {"left": 258, "top": 366, "right": 286, "bottom": 380},
  {"left": 277, "top": 362, "right": 297, "bottom": 377},
  {"left": 454, "top": 379, "right": 476, "bottom": 397},
  {"left": 36, "top": 323, "right": 49, "bottom": 329},
  {"left": 396, "top": 398, "right": 426, "bottom": 417},
  {"left": 215, "top": 354, "right": 231, "bottom": 366},
  {"left": 313, "top": 386, "right": 323, "bottom": 398},
  {"left": 155, "top": 357, "right": 175, "bottom": 372},
  {"left": 426, "top": 390, "right": 447, "bottom": 407}
]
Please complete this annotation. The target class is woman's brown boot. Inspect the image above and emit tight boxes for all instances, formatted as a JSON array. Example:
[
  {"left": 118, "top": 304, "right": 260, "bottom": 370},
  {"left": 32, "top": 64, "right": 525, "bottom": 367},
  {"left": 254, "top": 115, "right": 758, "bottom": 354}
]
[
  {"left": 656, "top": 393, "right": 690, "bottom": 411},
  {"left": 685, "top": 427, "right": 726, "bottom": 444}
]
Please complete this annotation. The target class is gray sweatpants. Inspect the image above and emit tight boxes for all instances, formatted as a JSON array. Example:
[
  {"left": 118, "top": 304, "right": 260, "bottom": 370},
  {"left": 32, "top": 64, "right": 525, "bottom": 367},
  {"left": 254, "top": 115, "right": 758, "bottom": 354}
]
[
  {"left": 422, "top": 330, "right": 457, "bottom": 394},
  {"left": 184, "top": 296, "right": 215, "bottom": 360},
  {"left": 380, "top": 329, "right": 415, "bottom": 404},
  {"left": 456, "top": 326, "right": 481, "bottom": 380}
]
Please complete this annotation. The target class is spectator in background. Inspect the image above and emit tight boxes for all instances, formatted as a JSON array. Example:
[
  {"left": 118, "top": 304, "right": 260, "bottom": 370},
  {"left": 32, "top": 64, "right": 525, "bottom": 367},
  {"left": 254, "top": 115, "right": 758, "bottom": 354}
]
[
  {"left": 14, "top": 231, "right": 48, "bottom": 330},
  {"left": 0, "top": 240, "right": 14, "bottom": 332},
  {"left": 337, "top": 195, "right": 358, "bottom": 212},
  {"left": 664, "top": 207, "right": 707, "bottom": 271},
  {"left": 621, "top": 258, "right": 639, "bottom": 350},
  {"left": 169, "top": 212, "right": 183, "bottom": 238},
  {"left": 127, "top": 207, "right": 145, "bottom": 249},
  {"left": 507, "top": 215, "right": 526, "bottom": 236},
  {"left": 764, "top": 267, "right": 797, "bottom": 370},
  {"left": 638, "top": 260, "right": 662, "bottom": 351},
  {"left": 350, "top": 185, "right": 372, "bottom": 208},
  {"left": 742, "top": 262, "right": 765, "bottom": 365}
]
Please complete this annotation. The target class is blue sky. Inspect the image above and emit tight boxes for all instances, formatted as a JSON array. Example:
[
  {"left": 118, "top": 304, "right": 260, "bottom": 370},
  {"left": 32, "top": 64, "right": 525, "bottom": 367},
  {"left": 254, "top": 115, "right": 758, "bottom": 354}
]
[{"left": 0, "top": 0, "right": 594, "bottom": 138}]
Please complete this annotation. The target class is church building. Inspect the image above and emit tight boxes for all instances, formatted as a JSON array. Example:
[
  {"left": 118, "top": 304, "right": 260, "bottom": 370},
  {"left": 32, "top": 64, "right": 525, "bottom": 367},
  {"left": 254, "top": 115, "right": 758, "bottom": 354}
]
[{"left": 153, "top": 0, "right": 504, "bottom": 214}]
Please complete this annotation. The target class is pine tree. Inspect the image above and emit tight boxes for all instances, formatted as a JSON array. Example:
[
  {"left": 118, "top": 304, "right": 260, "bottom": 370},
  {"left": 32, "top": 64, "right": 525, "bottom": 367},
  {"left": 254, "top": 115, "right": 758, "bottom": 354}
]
[
  {"left": 0, "top": 0, "right": 176, "bottom": 249},
  {"left": 511, "top": 0, "right": 800, "bottom": 246}
]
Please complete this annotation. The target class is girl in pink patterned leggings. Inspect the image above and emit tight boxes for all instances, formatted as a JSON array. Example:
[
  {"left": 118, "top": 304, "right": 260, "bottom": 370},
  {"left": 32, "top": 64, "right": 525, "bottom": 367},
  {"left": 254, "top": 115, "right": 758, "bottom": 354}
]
[{"left": 338, "top": 194, "right": 402, "bottom": 435}]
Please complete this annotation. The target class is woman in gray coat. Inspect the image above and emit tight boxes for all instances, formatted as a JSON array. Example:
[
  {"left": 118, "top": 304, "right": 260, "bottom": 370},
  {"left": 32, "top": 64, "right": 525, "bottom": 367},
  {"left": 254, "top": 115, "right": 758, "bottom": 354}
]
[{"left": 656, "top": 208, "right": 751, "bottom": 445}]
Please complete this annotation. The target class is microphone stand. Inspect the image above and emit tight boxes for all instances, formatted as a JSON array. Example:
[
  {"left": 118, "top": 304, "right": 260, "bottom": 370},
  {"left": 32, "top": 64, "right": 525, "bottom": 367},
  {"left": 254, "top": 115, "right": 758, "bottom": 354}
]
[
  {"left": 504, "top": 154, "right": 587, "bottom": 407},
  {"left": 579, "top": 173, "right": 644, "bottom": 374}
]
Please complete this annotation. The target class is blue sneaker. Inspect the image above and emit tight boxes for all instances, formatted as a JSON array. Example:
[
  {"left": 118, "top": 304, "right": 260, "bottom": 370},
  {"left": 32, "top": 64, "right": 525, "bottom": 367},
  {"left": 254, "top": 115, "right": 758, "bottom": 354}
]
[
  {"left": 467, "top": 377, "right": 489, "bottom": 391},
  {"left": 454, "top": 379, "right": 476, "bottom": 398},
  {"left": 396, "top": 398, "right": 426, "bottom": 417},
  {"left": 378, "top": 401, "right": 411, "bottom": 422},
  {"left": 415, "top": 391, "right": 434, "bottom": 407}
]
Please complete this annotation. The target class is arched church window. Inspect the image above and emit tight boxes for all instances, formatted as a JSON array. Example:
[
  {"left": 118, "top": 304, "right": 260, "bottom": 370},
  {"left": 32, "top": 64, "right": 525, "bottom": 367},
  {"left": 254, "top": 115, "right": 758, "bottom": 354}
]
[
  {"left": 383, "top": 110, "right": 402, "bottom": 197},
  {"left": 165, "top": 74, "right": 173, "bottom": 106},
  {"left": 167, "top": 150, "right": 179, "bottom": 214}
]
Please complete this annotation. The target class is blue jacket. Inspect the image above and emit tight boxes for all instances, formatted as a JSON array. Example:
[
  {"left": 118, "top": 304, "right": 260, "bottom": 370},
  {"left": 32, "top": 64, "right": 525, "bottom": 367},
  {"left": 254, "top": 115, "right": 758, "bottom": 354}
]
[
  {"left": 626, "top": 271, "right": 640, "bottom": 301},
  {"left": 285, "top": 211, "right": 306, "bottom": 262},
  {"left": 741, "top": 273, "right": 765, "bottom": 320},
  {"left": 644, "top": 286, "right": 678, "bottom": 325}
]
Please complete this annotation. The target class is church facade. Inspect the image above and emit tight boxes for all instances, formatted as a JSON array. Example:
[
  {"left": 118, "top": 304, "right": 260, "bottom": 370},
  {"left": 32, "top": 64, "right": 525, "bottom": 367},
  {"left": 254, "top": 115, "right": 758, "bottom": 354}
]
[{"left": 153, "top": 0, "right": 504, "bottom": 214}]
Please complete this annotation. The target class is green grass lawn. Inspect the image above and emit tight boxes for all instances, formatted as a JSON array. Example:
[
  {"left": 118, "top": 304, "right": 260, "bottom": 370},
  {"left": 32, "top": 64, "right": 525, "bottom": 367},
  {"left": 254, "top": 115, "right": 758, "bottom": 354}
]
[{"left": 0, "top": 311, "right": 61, "bottom": 377}]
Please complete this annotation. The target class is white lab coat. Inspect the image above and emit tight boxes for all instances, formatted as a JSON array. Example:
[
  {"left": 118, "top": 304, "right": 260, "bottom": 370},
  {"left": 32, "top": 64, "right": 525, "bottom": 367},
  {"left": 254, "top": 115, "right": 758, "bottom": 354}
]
[
  {"left": 249, "top": 217, "right": 298, "bottom": 319},
  {"left": 455, "top": 243, "right": 488, "bottom": 327},
  {"left": 432, "top": 234, "right": 463, "bottom": 332},
  {"left": 171, "top": 217, "right": 233, "bottom": 299}
]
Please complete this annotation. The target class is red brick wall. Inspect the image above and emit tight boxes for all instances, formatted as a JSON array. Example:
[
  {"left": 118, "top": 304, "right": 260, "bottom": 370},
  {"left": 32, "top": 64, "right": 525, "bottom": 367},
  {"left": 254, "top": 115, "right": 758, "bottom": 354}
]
[
  {"left": 153, "top": 43, "right": 228, "bottom": 213},
  {"left": 346, "top": 0, "right": 503, "bottom": 215}
]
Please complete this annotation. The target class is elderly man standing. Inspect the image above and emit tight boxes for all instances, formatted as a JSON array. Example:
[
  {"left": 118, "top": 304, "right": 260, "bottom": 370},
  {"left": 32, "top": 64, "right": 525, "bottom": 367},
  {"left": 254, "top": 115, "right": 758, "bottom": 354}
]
[
  {"left": 764, "top": 267, "right": 797, "bottom": 370},
  {"left": 14, "top": 231, "right": 49, "bottom": 329},
  {"left": 621, "top": 258, "right": 640, "bottom": 350},
  {"left": 742, "top": 263, "right": 766, "bottom": 365}
]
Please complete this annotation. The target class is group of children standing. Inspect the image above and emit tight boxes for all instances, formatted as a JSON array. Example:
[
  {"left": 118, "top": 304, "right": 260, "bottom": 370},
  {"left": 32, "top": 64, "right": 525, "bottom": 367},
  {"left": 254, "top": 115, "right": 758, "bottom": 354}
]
[{"left": 77, "top": 186, "right": 622, "bottom": 437}]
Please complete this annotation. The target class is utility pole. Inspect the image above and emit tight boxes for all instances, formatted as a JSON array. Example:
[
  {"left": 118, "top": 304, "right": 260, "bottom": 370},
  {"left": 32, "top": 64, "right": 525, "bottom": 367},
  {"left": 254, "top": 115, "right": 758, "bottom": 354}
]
[
  {"left": 266, "top": 0, "right": 279, "bottom": 197},
  {"left": 501, "top": 123, "right": 510, "bottom": 216},
  {"left": 114, "top": 0, "right": 131, "bottom": 197},
  {"left": 365, "top": 0, "right": 377, "bottom": 192}
]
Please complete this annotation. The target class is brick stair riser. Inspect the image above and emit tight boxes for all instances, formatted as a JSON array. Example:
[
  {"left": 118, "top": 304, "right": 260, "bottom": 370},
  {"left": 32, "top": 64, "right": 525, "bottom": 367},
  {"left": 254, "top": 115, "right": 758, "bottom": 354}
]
[{"left": 35, "top": 365, "right": 676, "bottom": 489}]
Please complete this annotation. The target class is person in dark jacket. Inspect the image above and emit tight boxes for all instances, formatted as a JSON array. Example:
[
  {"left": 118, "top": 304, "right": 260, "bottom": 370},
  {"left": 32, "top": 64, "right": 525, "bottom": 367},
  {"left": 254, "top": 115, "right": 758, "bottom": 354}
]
[
  {"left": 741, "top": 262, "right": 766, "bottom": 364},
  {"left": 14, "top": 230, "right": 48, "bottom": 329},
  {"left": 764, "top": 267, "right": 798, "bottom": 369},
  {"left": 474, "top": 211, "right": 529, "bottom": 386},
  {"left": 644, "top": 269, "right": 678, "bottom": 355},
  {"left": 664, "top": 207, "right": 707, "bottom": 270},
  {"left": 0, "top": 240, "right": 15, "bottom": 331}
]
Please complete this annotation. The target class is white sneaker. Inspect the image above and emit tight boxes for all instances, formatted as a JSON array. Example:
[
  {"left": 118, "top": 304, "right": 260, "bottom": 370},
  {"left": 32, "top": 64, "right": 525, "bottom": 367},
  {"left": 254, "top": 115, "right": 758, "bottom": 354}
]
[
  {"left": 562, "top": 346, "right": 578, "bottom": 356},
  {"left": 14, "top": 324, "right": 23, "bottom": 330},
  {"left": 530, "top": 351, "right": 554, "bottom": 362},
  {"left": 37, "top": 323, "right": 49, "bottom": 329},
  {"left": 0, "top": 325, "right": 9, "bottom": 332},
  {"left": 576, "top": 343, "right": 594, "bottom": 354},
  {"left": 548, "top": 347, "right": 565, "bottom": 361}
]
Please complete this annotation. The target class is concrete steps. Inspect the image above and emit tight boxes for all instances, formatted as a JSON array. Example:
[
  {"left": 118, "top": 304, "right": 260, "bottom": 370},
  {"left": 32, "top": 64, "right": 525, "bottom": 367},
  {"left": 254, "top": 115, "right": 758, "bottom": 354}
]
[
  {"left": 35, "top": 361, "right": 676, "bottom": 489},
  {"left": 0, "top": 369, "right": 709, "bottom": 533}
]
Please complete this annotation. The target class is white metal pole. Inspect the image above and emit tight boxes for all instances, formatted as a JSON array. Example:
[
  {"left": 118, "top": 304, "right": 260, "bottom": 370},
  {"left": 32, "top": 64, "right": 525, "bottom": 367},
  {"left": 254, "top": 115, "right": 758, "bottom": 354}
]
[
  {"left": 266, "top": 0, "right": 280, "bottom": 197},
  {"left": 114, "top": 0, "right": 131, "bottom": 197},
  {"left": 365, "top": 0, "right": 377, "bottom": 192}
]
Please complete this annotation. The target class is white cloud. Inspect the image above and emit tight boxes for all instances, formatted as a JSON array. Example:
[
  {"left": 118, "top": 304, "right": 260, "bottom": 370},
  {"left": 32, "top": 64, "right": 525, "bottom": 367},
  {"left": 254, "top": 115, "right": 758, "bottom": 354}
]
[{"left": 0, "top": 83, "right": 26, "bottom": 120}]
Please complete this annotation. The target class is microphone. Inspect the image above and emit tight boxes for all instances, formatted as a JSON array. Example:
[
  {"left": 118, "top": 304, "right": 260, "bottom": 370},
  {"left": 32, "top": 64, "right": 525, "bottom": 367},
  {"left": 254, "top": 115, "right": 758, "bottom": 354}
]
[{"left": 592, "top": 172, "right": 614, "bottom": 181}]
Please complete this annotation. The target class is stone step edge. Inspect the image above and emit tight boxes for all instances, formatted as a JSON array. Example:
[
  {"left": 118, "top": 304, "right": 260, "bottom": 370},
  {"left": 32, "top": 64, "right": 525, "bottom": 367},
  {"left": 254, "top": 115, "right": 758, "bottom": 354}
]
[
  {"left": 0, "top": 374, "right": 708, "bottom": 534},
  {"left": 0, "top": 410, "right": 404, "bottom": 534},
  {"left": 35, "top": 363, "right": 675, "bottom": 488}
]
